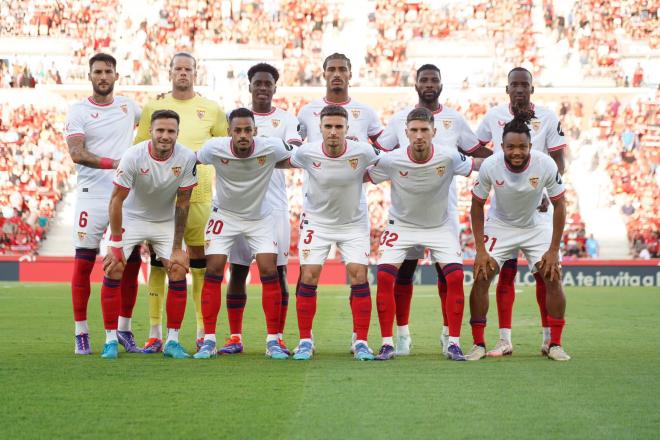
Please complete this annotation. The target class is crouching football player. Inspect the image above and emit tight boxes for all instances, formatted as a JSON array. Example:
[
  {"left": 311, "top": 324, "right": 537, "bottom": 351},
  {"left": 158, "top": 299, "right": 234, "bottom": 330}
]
[
  {"left": 466, "top": 113, "right": 570, "bottom": 361},
  {"left": 100, "top": 110, "right": 197, "bottom": 359}
]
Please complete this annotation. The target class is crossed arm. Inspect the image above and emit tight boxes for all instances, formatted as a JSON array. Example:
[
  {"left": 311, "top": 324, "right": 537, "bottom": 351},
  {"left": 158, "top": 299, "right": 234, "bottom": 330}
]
[{"left": 67, "top": 136, "right": 119, "bottom": 169}]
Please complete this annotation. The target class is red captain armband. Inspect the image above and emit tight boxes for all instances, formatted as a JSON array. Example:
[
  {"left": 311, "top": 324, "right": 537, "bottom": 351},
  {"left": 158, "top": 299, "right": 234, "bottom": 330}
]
[{"left": 99, "top": 157, "right": 115, "bottom": 169}]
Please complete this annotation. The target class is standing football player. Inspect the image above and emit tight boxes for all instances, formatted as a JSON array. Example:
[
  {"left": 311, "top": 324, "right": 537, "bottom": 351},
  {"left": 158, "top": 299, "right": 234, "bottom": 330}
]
[
  {"left": 377, "top": 63, "right": 491, "bottom": 356},
  {"left": 283, "top": 105, "right": 379, "bottom": 361},
  {"left": 467, "top": 113, "right": 570, "bottom": 361},
  {"left": 101, "top": 110, "right": 197, "bottom": 359},
  {"left": 193, "top": 108, "right": 292, "bottom": 360},
  {"left": 66, "top": 53, "right": 141, "bottom": 355},
  {"left": 473, "top": 67, "right": 567, "bottom": 357},
  {"left": 219, "top": 63, "right": 302, "bottom": 356},
  {"left": 367, "top": 108, "right": 483, "bottom": 361},
  {"left": 135, "top": 53, "right": 228, "bottom": 353}
]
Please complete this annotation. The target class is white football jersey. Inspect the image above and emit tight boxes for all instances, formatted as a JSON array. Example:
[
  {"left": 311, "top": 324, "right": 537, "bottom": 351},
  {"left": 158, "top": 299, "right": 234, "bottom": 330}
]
[
  {"left": 377, "top": 105, "right": 480, "bottom": 153},
  {"left": 471, "top": 150, "right": 565, "bottom": 228},
  {"left": 297, "top": 98, "right": 383, "bottom": 143},
  {"left": 290, "top": 139, "right": 379, "bottom": 226},
  {"left": 197, "top": 136, "right": 291, "bottom": 220},
  {"left": 114, "top": 141, "right": 197, "bottom": 222},
  {"left": 475, "top": 103, "right": 566, "bottom": 154},
  {"left": 369, "top": 146, "right": 474, "bottom": 228},
  {"left": 66, "top": 96, "right": 141, "bottom": 196},
  {"left": 254, "top": 107, "right": 302, "bottom": 211}
]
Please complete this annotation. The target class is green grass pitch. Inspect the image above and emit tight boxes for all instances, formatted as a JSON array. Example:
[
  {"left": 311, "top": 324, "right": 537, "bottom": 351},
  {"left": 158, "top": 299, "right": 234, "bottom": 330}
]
[{"left": 1, "top": 282, "right": 658, "bottom": 439}]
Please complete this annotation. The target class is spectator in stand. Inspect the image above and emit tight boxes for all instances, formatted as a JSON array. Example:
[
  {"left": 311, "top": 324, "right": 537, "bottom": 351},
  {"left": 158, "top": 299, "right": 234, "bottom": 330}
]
[{"left": 585, "top": 234, "right": 599, "bottom": 258}]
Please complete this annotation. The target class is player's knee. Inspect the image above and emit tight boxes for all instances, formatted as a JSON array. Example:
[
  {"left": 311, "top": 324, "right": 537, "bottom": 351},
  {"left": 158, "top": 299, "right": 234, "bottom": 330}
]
[
  {"left": 106, "top": 262, "right": 125, "bottom": 280},
  {"left": 347, "top": 264, "right": 368, "bottom": 285},
  {"left": 300, "top": 269, "right": 320, "bottom": 286},
  {"left": 230, "top": 264, "right": 250, "bottom": 283},
  {"left": 168, "top": 264, "right": 186, "bottom": 281}
]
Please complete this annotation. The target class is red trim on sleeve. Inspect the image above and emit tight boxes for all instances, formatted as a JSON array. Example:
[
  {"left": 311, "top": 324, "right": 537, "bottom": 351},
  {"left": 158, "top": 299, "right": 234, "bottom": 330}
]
[
  {"left": 366, "top": 171, "right": 376, "bottom": 184},
  {"left": 287, "top": 157, "right": 296, "bottom": 168},
  {"left": 549, "top": 190, "right": 565, "bottom": 201},
  {"left": 471, "top": 190, "right": 487, "bottom": 202},
  {"left": 478, "top": 139, "right": 490, "bottom": 146},
  {"left": 113, "top": 182, "right": 130, "bottom": 190},
  {"left": 66, "top": 133, "right": 85, "bottom": 139},
  {"left": 287, "top": 138, "right": 302, "bottom": 144},
  {"left": 548, "top": 144, "right": 567, "bottom": 152},
  {"left": 178, "top": 183, "right": 198, "bottom": 191},
  {"left": 466, "top": 158, "right": 475, "bottom": 177},
  {"left": 369, "top": 129, "right": 384, "bottom": 142},
  {"left": 464, "top": 142, "right": 481, "bottom": 153}
]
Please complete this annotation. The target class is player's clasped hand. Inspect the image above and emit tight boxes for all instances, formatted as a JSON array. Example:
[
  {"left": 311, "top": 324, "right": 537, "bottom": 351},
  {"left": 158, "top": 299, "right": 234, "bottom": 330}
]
[
  {"left": 104, "top": 246, "right": 126, "bottom": 274},
  {"left": 538, "top": 250, "right": 562, "bottom": 281},
  {"left": 537, "top": 195, "right": 550, "bottom": 212},
  {"left": 473, "top": 251, "right": 495, "bottom": 281},
  {"left": 167, "top": 249, "right": 190, "bottom": 274}
]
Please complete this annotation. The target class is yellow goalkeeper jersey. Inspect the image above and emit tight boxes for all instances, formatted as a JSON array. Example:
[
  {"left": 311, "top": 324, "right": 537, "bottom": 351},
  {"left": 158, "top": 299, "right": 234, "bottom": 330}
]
[{"left": 135, "top": 93, "right": 228, "bottom": 204}]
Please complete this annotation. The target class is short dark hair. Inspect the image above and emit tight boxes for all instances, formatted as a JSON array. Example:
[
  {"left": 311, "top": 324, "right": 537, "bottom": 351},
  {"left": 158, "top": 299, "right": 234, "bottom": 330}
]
[
  {"left": 416, "top": 64, "right": 441, "bottom": 80},
  {"left": 89, "top": 53, "right": 116, "bottom": 70},
  {"left": 406, "top": 107, "right": 434, "bottom": 125},
  {"left": 151, "top": 109, "right": 180, "bottom": 125},
  {"left": 248, "top": 63, "right": 279, "bottom": 83},
  {"left": 323, "top": 53, "right": 351, "bottom": 71},
  {"left": 228, "top": 107, "right": 255, "bottom": 123},
  {"left": 507, "top": 67, "right": 532, "bottom": 82},
  {"left": 320, "top": 105, "right": 348, "bottom": 120},
  {"left": 170, "top": 52, "right": 197, "bottom": 69},
  {"left": 502, "top": 108, "right": 534, "bottom": 140}
]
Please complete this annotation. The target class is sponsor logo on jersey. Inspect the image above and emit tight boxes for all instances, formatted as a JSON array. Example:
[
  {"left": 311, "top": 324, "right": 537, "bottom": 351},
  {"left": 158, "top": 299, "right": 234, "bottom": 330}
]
[
  {"left": 283, "top": 251, "right": 289, "bottom": 257},
  {"left": 436, "top": 165, "right": 446, "bottom": 176},
  {"left": 312, "top": 161, "right": 321, "bottom": 169},
  {"left": 221, "top": 159, "right": 229, "bottom": 165},
  {"left": 351, "top": 109, "right": 360, "bottom": 119},
  {"left": 348, "top": 158, "right": 359, "bottom": 170},
  {"left": 257, "top": 155, "right": 267, "bottom": 166},
  {"left": 497, "top": 120, "right": 506, "bottom": 127},
  {"left": 77, "top": 232, "right": 87, "bottom": 240},
  {"left": 271, "top": 118, "right": 280, "bottom": 128},
  {"left": 172, "top": 166, "right": 182, "bottom": 177},
  {"left": 301, "top": 249, "right": 310, "bottom": 260},
  {"left": 91, "top": 112, "right": 99, "bottom": 119},
  {"left": 120, "top": 104, "right": 128, "bottom": 114},
  {"left": 441, "top": 119, "right": 453, "bottom": 130},
  {"left": 529, "top": 177, "right": 539, "bottom": 188},
  {"left": 196, "top": 109, "right": 206, "bottom": 119},
  {"left": 530, "top": 118, "right": 542, "bottom": 131},
  {"left": 140, "top": 167, "right": 150, "bottom": 175},
  {"left": 399, "top": 170, "right": 409, "bottom": 177},
  {"left": 495, "top": 179, "right": 504, "bottom": 186}
]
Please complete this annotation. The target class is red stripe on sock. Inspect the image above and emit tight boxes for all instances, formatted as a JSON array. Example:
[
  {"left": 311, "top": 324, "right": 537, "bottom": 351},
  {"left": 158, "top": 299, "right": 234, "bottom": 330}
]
[
  {"left": 262, "top": 277, "right": 282, "bottom": 334},
  {"left": 533, "top": 272, "right": 549, "bottom": 327},
  {"left": 296, "top": 284, "right": 317, "bottom": 339},
  {"left": 470, "top": 319, "right": 487, "bottom": 346},
  {"left": 394, "top": 280, "right": 413, "bottom": 326},
  {"left": 496, "top": 265, "right": 517, "bottom": 329},
  {"left": 351, "top": 284, "right": 372, "bottom": 341},
  {"left": 201, "top": 275, "right": 223, "bottom": 335},
  {"left": 119, "top": 256, "right": 141, "bottom": 318},
  {"left": 438, "top": 277, "right": 448, "bottom": 326},
  {"left": 226, "top": 292, "right": 246, "bottom": 335},
  {"left": 547, "top": 315, "right": 565, "bottom": 346},
  {"left": 376, "top": 269, "right": 397, "bottom": 338},
  {"left": 101, "top": 276, "right": 121, "bottom": 330},
  {"left": 71, "top": 256, "right": 95, "bottom": 321},
  {"left": 444, "top": 269, "right": 465, "bottom": 338},
  {"left": 166, "top": 280, "right": 187, "bottom": 329}
]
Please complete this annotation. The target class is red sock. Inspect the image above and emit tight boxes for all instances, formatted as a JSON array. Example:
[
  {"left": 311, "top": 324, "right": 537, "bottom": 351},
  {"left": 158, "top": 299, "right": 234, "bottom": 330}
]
[
  {"left": 533, "top": 272, "right": 549, "bottom": 327},
  {"left": 437, "top": 271, "right": 448, "bottom": 326},
  {"left": 470, "top": 318, "right": 487, "bottom": 346},
  {"left": 201, "top": 274, "right": 223, "bottom": 335},
  {"left": 226, "top": 291, "right": 246, "bottom": 335},
  {"left": 296, "top": 282, "right": 317, "bottom": 339},
  {"left": 496, "top": 259, "right": 517, "bottom": 329},
  {"left": 394, "top": 275, "right": 413, "bottom": 326},
  {"left": 261, "top": 274, "right": 282, "bottom": 335},
  {"left": 376, "top": 265, "right": 398, "bottom": 338},
  {"left": 166, "top": 279, "right": 187, "bottom": 329},
  {"left": 71, "top": 249, "right": 96, "bottom": 322},
  {"left": 119, "top": 248, "right": 141, "bottom": 318},
  {"left": 443, "top": 264, "right": 465, "bottom": 338},
  {"left": 351, "top": 283, "right": 372, "bottom": 341},
  {"left": 547, "top": 316, "right": 565, "bottom": 346},
  {"left": 100, "top": 276, "right": 121, "bottom": 330}
]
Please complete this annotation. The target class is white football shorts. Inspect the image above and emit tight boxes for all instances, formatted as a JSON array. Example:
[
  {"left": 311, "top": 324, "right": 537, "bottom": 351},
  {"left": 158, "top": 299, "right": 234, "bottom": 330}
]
[
  {"left": 204, "top": 208, "right": 277, "bottom": 257},
  {"left": 122, "top": 218, "right": 173, "bottom": 261},
  {"left": 379, "top": 219, "right": 462, "bottom": 266},
  {"left": 229, "top": 208, "right": 290, "bottom": 266},
  {"left": 73, "top": 196, "right": 110, "bottom": 249},
  {"left": 298, "top": 217, "right": 369, "bottom": 265},
  {"left": 484, "top": 218, "right": 558, "bottom": 272}
]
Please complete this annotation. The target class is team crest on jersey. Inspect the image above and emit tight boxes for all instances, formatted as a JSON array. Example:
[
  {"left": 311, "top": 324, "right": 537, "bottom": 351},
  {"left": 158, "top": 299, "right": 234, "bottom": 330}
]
[
  {"left": 257, "top": 155, "right": 267, "bottom": 167},
  {"left": 120, "top": 104, "right": 128, "bottom": 114},
  {"left": 301, "top": 249, "right": 310, "bottom": 260},
  {"left": 77, "top": 232, "right": 87, "bottom": 240},
  {"left": 348, "top": 158, "right": 359, "bottom": 170},
  {"left": 271, "top": 119, "right": 281, "bottom": 128},
  {"left": 196, "top": 109, "right": 206, "bottom": 120},
  {"left": 529, "top": 177, "right": 539, "bottom": 188},
  {"left": 171, "top": 166, "right": 182, "bottom": 177},
  {"left": 351, "top": 109, "right": 360, "bottom": 119},
  {"left": 530, "top": 118, "right": 542, "bottom": 131},
  {"left": 221, "top": 159, "right": 229, "bottom": 165},
  {"left": 441, "top": 119, "right": 453, "bottom": 130},
  {"left": 436, "top": 166, "right": 446, "bottom": 176}
]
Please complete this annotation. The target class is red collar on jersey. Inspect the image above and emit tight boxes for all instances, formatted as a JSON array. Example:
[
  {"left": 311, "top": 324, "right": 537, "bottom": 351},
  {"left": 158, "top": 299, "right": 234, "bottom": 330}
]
[
  {"left": 230, "top": 140, "right": 255, "bottom": 158},
  {"left": 252, "top": 107, "right": 276, "bottom": 116},
  {"left": 148, "top": 141, "right": 174, "bottom": 162},
  {"left": 508, "top": 102, "right": 536, "bottom": 116},
  {"left": 415, "top": 104, "right": 443, "bottom": 115},
  {"left": 321, "top": 140, "right": 347, "bottom": 158},
  {"left": 504, "top": 154, "right": 532, "bottom": 173},
  {"left": 406, "top": 144, "right": 435, "bottom": 164},
  {"left": 323, "top": 97, "right": 351, "bottom": 106},
  {"left": 88, "top": 96, "right": 114, "bottom": 107}
]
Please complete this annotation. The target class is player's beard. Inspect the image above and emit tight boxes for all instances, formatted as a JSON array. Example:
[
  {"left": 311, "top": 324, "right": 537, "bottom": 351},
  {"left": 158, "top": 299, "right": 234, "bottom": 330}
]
[
  {"left": 417, "top": 89, "right": 440, "bottom": 107},
  {"left": 92, "top": 82, "right": 114, "bottom": 97},
  {"left": 504, "top": 153, "right": 530, "bottom": 170}
]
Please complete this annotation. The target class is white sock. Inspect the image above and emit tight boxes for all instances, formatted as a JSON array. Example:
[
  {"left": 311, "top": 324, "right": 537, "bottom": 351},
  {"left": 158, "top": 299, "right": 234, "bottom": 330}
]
[
  {"left": 196, "top": 328, "right": 205, "bottom": 340},
  {"left": 382, "top": 336, "right": 394, "bottom": 346},
  {"left": 354, "top": 339, "right": 368, "bottom": 347},
  {"left": 500, "top": 328, "right": 512, "bottom": 342},
  {"left": 442, "top": 325, "right": 449, "bottom": 337},
  {"left": 277, "top": 332, "right": 283, "bottom": 340},
  {"left": 230, "top": 333, "right": 242, "bottom": 341},
  {"left": 166, "top": 328, "right": 179, "bottom": 343},
  {"left": 397, "top": 325, "right": 410, "bottom": 337},
  {"left": 204, "top": 334, "right": 216, "bottom": 343},
  {"left": 149, "top": 324, "right": 162, "bottom": 339},
  {"left": 542, "top": 327, "right": 551, "bottom": 342},
  {"left": 118, "top": 316, "right": 131, "bottom": 332},
  {"left": 75, "top": 320, "right": 89, "bottom": 335},
  {"left": 299, "top": 338, "right": 313, "bottom": 345},
  {"left": 105, "top": 330, "right": 117, "bottom": 343},
  {"left": 267, "top": 334, "right": 279, "bottom": 343},
  {"left": 351, "top": 331, "right": 357, "bottom": 341},
  {"left": 448, "top": 336, "right": 460, "bottom": 346}
]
